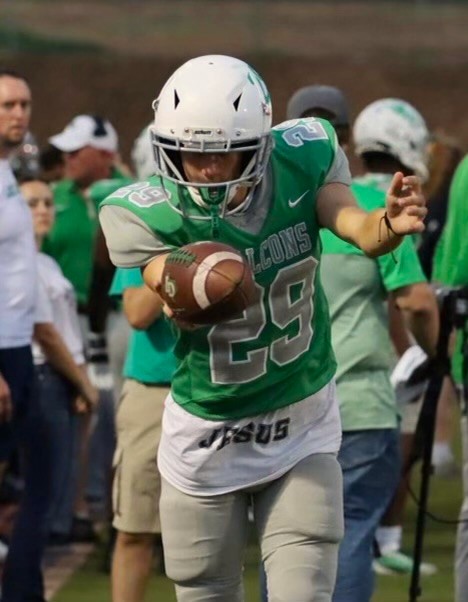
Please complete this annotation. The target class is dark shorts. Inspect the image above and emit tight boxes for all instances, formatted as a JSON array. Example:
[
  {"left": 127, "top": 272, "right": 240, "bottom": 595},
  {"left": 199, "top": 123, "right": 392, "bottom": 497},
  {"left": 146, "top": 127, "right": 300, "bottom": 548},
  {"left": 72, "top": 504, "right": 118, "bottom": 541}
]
[{"left": 0, "top": 345, "right": 35, "bottom": 461}]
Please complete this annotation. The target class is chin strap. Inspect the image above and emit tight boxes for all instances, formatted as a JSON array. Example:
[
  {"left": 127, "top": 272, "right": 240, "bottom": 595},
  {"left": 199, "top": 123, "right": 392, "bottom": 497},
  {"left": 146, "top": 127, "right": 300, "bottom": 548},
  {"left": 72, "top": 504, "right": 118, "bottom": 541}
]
[{"left": 209, "top": 205, "right": 220, "bottom": 239}]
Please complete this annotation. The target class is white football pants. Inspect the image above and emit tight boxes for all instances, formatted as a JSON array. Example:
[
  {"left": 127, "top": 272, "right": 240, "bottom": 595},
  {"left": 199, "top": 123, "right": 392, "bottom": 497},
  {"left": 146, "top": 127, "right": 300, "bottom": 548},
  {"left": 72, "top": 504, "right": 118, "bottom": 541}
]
[{"left": 160, "top": 452, "right": 344, "bottom": 602}]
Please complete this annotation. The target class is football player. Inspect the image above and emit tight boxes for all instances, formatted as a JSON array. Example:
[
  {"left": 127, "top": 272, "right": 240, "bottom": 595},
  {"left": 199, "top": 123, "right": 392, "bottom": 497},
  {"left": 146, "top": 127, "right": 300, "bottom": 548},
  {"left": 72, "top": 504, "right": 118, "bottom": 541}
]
[{"left": 99, "top": 55, "right": 427, "bottom": 602}]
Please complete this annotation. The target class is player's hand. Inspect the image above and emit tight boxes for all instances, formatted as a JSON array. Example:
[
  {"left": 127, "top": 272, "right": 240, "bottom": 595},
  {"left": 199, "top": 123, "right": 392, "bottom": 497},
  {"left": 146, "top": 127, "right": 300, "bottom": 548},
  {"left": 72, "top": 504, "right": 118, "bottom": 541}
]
[
  {"left": 155, "top": 282, "right": 201, "bottom": 331},
  {"left": 73, "top": 395, "right": 89, "bottom": 414},
  {"left": 74, "top": 381, "right": 99, "bottom": 414},
  {"left": 385, "top": 172, "right": 427, "bottom": 235},
  {"left": 162, "top": 304, "right": 201, "bottom": 331},
  {"left": 0, "top": 374, "right": 12, "bottom": 423}
]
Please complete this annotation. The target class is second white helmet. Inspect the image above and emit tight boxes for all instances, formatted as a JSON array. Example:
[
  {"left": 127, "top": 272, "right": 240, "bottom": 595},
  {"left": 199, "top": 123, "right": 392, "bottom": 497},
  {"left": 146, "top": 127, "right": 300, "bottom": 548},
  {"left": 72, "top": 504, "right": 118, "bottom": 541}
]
[{"left": 353, "top": 98, "right": 429, "bottom": 180}]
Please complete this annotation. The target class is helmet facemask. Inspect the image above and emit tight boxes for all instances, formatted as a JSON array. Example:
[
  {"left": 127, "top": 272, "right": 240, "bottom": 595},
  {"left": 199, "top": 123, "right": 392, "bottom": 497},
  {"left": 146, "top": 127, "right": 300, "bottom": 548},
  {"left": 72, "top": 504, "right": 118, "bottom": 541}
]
[{"left": 151, "top": 128, "right": 272, "bottom": 219}]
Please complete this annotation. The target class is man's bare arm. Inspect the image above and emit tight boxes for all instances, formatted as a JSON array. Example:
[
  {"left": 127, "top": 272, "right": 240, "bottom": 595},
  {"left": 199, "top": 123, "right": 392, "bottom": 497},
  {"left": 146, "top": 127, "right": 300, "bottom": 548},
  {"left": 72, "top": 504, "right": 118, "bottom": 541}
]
[
  {"left": 316, "top": 173, "right": 427, "bottom": 258},
  {"left": 122, "top": 285, "right": 164, "bottom": 330}
]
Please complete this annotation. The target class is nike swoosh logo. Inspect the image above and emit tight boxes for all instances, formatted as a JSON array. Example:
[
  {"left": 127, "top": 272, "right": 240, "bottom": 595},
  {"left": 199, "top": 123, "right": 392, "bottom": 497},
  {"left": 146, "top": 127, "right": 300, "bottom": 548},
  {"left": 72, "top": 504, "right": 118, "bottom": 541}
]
[{"left": 288, "top": 190, "right": 309, "bottom": 208}]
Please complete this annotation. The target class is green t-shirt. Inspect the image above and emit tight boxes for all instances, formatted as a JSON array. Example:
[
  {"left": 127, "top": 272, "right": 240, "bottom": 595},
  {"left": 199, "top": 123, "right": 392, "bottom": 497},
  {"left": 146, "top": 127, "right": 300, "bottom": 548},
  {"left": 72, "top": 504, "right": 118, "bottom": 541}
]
[
  {"left": 433, "top": 155, "right": 468, "bottom": 383},
  {"left": 42, "top": 172, "right": 132, "bottom": 305},
  {"left": 101, "top": 119, "right": 344, "bottom": 421},
  {"left": 109, "top": 268, "right": 176, "bottom": 384},
  {"left": 320, "top": 173, "right": 426, "bottom": 431}
]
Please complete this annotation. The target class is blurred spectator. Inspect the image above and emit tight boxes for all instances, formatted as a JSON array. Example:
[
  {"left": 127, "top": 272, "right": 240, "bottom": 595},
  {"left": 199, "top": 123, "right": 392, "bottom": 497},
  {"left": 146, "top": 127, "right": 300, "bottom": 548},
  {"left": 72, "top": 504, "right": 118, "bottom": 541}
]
[
  {"left": 8, "top": 131, "right": 39, "bottom": 180},
  {"left": 20, "top": 178, "right": 98, "bottom": 548},
  {"left": 432, "top": 154, "right": 468, "bottom": 602},
  {"left": 286, "top": 84, "right": 351, "bottom": 150},
  {"left": 38, "top": 143, "right": 65, "bottom": 184},
  {"left": 42, "top": 114, "right": 125, "bottom": 542},
  {"left": 323, "top": 98, "right": 438, "bottom": 601},
  {"left": 419, "top": 133, "right": 463, "bottom": 280},
  {"left": 109, "top": 266, "right": 176, "bottom": 602},
  {"left": 0, "top": 67, "right": 44, "bottom": 602},
  {"left": 420, "top": 135, "right": 463, "bottom": 477},
  {"left": 376, "top": 133, "right": 463, "bottom": 576},
  {"left": 43, "top": 114, "right": 120, "bottom": 316}
]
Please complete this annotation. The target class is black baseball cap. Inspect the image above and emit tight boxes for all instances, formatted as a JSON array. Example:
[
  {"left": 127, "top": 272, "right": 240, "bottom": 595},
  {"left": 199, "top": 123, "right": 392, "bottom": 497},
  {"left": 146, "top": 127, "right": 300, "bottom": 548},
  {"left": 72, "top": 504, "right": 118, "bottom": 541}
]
[{"left": 286, "top": 85, "right": 350, "bottom": 126}]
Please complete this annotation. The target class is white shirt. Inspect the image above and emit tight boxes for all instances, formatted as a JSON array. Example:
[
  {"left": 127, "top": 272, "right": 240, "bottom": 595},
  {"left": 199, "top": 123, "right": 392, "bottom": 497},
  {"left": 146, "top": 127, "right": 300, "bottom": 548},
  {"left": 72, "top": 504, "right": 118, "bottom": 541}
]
[
  {"left": 0, "top": 160, "right": 37, "bottom": 348},
  {"left": 33, "top": 253, "right": 85, "bottom": 366},
  {"left": 158, "top": 380, "right": 342, "bottom": 496}
]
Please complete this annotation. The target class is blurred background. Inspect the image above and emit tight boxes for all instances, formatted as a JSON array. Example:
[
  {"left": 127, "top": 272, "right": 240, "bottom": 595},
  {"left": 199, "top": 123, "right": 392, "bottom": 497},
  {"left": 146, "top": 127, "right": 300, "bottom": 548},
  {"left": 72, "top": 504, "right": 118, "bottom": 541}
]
[{"left": 2, "top": 0, "right": 468, "bottom": 162}]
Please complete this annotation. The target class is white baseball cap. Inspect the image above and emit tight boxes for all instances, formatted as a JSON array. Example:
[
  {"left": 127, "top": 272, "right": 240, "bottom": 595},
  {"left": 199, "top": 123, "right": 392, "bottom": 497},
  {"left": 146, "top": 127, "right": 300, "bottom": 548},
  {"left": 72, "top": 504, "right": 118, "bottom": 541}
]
[{"left": 49, "top": 115, "right": 118, "bottom": 153}]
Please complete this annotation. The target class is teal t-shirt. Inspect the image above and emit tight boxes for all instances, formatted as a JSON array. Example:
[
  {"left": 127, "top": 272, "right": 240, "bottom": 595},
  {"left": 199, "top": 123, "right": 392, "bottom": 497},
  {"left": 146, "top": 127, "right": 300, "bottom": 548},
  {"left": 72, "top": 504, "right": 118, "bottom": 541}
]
[
  {"left": 320, "top": 173, "right": 427, "bottom": 431},
  {"left": 109, "top": 268, "right": 176, "bottom": 384}
]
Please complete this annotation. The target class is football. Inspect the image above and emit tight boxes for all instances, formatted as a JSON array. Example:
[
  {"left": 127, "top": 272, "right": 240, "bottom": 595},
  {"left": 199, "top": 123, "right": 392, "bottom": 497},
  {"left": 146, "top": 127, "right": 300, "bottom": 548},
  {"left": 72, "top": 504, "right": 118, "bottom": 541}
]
[{"left": 159, "top": 241, "right": 257, "bottom": 325}]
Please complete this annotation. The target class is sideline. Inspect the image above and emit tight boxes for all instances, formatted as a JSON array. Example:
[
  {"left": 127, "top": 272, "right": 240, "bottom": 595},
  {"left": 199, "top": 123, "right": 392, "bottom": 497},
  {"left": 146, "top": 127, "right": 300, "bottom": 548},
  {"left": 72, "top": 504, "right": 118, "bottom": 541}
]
[{"left": 45, "top": 543, "right": 95, "bottom": 599}]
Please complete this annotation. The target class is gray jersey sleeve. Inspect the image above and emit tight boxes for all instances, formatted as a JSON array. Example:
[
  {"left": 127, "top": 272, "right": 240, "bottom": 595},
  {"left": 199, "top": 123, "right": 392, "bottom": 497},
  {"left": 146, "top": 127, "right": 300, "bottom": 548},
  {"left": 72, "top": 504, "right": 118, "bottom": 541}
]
[
  {"left": 99, "top": 205, "right": 172, "bottom": 268},
  {"left": 322, "top": 140, "right": 352, "bottom": 187}
]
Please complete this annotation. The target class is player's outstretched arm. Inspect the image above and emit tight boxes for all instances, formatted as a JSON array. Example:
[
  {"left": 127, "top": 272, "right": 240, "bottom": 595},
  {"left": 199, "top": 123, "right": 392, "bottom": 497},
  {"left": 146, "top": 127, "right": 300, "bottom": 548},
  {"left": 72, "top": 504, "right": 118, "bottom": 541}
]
[{"left": 317, "top": 172, "right": 427, "bottom": 258}]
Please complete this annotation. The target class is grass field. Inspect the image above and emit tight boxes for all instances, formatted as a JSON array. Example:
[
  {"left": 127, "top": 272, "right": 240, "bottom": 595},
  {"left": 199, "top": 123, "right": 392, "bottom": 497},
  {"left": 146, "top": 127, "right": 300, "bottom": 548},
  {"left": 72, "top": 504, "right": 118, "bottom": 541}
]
[{"left": 53, "top": 463, "right": 462, "bottom": 602}]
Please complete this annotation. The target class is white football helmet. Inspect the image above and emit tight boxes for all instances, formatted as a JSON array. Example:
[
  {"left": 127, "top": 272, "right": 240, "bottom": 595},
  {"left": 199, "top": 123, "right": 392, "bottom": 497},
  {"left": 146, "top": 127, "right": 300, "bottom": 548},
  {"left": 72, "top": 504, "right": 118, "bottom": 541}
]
[
  {"left": 353, "top": 98, "right": 429, "bottom": 180},
  {"left": 151, "top": 54, "right": 273, "bottom": 218},
  {"left": 131, "top": 125, "right": 154, "bottom": 180}
]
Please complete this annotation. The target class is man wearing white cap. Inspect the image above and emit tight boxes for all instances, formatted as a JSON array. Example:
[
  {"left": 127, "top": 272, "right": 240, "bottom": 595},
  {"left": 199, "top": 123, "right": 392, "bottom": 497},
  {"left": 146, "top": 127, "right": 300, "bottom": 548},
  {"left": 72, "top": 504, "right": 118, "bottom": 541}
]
[
  {"left": 43, "top": 114, "right": 126, "bottom": 544},
  {"left": 44, "top": 114, "right": 119, "bottom": 311}
]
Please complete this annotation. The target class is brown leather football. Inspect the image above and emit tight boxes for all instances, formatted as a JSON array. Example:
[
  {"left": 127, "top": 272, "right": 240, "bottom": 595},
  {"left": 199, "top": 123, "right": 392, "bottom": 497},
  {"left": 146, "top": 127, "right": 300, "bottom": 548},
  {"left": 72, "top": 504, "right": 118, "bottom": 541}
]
[{"left": 159, "top": 241, "right": 256, "bottom": 325}]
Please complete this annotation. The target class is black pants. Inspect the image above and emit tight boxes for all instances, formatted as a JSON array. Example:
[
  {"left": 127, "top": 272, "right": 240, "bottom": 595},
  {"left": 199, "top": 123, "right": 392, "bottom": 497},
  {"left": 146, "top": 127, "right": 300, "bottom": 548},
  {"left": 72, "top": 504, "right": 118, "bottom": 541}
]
[{"left": 0, "top": 346, "right": 51, "bottom": 602}]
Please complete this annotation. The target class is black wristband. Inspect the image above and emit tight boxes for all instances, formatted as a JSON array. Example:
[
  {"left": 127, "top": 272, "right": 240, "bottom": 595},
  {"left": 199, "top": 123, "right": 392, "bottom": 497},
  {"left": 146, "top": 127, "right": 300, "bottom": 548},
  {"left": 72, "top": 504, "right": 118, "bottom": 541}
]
[
  {"left": 378, "top": 211, "right": 403, "bottom": 243},
  {"left": 383, "top": 212, "right": 403, "bottom": 237}
]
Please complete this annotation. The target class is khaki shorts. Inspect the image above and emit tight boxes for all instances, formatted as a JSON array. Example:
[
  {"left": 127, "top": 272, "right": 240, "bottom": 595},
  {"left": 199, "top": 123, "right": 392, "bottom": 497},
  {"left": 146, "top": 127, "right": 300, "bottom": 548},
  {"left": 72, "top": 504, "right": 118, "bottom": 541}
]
[{"left": 112, "top": 379, "right": 169, "bottom": 533}]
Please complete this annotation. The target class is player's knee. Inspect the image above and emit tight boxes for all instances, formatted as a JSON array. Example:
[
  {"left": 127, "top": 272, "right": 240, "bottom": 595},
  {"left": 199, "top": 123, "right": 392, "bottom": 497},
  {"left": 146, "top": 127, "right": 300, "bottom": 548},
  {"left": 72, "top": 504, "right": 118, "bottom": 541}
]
[
  {"left": 164, "top": 553, "right": 211, "bottom": 584},
  {"left": 165, "top": 552, "right": 239, "bottom": 589}
]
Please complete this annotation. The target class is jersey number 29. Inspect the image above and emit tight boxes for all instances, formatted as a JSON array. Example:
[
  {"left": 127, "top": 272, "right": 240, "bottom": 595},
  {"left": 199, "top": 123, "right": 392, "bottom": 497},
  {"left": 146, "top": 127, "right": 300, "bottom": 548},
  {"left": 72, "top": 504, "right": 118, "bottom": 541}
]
[{"left": 208, "top": 257, "right": 317, "bottom": 384}]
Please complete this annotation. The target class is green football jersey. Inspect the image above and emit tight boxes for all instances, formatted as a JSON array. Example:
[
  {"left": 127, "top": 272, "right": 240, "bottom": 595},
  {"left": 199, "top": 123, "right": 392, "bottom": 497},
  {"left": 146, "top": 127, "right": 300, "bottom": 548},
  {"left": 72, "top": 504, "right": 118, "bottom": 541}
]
[{"left": 101, "top": 119, "right": 342, "bottom": 421}]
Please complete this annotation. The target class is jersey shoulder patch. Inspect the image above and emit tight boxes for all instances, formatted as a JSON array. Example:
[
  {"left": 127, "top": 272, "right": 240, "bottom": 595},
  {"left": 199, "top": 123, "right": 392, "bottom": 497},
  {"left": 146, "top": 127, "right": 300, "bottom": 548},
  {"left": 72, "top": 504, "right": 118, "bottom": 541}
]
[
  {"left": 272, "top": 117, "right": 335, "bottom": 149},
  {"left": 104, "top": 181, "right": 172, "bottom": 209}
]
